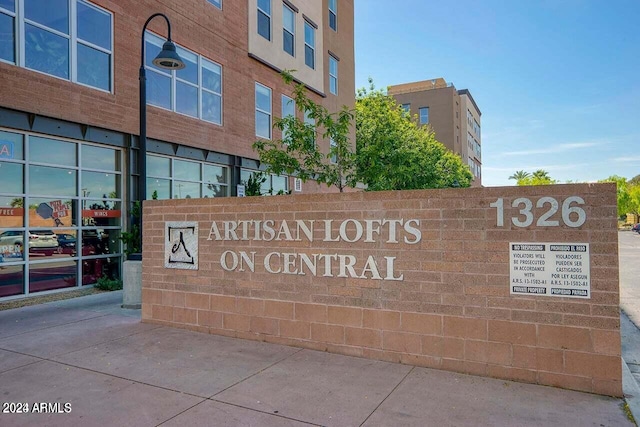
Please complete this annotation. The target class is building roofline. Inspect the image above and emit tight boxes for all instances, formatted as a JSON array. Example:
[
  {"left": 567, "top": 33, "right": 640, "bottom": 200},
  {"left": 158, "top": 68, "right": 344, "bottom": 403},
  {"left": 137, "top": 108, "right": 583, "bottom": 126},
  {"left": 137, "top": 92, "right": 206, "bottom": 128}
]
[{"left": 457, "top": 89, "right": 481, "bottom": 116}]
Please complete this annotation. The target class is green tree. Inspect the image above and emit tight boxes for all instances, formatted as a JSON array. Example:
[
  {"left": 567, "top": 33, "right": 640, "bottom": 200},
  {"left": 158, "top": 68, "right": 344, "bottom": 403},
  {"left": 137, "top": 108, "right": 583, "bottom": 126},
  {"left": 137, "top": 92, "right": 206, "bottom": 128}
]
[
  {"left": 598, "top": 175, "right": 631, "bottom": 217},
  {"left": 514, "top": 169, "right": 556, "bottom": 186},
  {"left": 356, "top": 80, "right": 472, "bottom": 190},
  {"left": 253, "top": 71, "right": 358, "bottom": 192},
  {"left": 509, "top": 170, "right": 530, "bottom": 181}
]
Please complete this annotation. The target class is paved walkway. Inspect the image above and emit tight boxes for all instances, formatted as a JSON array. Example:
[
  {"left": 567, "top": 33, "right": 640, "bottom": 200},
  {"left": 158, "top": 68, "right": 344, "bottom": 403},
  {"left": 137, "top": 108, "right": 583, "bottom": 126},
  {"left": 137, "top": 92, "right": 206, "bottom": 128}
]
[{"left": 0, "top": 291, "right": 635, "bottom": 426}]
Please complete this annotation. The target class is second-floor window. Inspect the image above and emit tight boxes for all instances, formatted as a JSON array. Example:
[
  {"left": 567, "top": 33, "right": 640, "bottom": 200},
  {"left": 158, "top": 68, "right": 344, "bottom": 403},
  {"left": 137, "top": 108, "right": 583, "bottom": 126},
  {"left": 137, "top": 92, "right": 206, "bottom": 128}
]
[
  {"left": 329, "top": 55, "right": 338, "bottom": 95},
  {"left": 207, "top": 0, "right": 222, "bottom": 9},
  {"left": 283, "top": 4, "right": 295, "bottom": 56},
  {"left": 328, "top": 0, "right": 337, "bottom": 31},
  {"left": 257, "top": 0, "right": 271, "bottom": 41},
  {"left": 419, "top": 107, "right": 429, "bottom": 125},
  {"left": 281, "top": 94, "right": 295, "bottom": 140},
  {"left": 0, "top": 0, "right": 113, "bottom": 92},
  {"left": 145, "top": 32, "right": 223, "bottom": 125},
  {"left": 256, "top": 83, "right": 272, "bottom": 139},
  {"left": 304, "top": 21, "right": 315, "bottom": 69}
]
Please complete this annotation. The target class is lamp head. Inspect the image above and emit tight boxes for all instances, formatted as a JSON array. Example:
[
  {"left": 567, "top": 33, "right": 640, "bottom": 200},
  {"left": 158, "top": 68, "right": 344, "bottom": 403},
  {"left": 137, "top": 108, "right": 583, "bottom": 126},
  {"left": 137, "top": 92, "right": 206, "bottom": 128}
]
[{"left": 152, "top": 40, "right": 185, "bottom": 70}]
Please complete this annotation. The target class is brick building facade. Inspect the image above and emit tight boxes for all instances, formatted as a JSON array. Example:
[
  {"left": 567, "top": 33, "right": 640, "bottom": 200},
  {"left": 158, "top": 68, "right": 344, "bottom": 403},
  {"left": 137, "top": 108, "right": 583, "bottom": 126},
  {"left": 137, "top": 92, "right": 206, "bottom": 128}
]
[{"left": 0, "top": 0, "right": 355, "bottom": 299}]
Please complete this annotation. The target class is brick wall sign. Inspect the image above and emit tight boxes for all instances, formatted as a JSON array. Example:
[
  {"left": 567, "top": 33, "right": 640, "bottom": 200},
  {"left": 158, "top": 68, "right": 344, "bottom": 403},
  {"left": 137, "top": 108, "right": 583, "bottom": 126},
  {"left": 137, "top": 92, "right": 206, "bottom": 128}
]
[{"left": 142, "top": 184, "right": 621, "bottom": 396}]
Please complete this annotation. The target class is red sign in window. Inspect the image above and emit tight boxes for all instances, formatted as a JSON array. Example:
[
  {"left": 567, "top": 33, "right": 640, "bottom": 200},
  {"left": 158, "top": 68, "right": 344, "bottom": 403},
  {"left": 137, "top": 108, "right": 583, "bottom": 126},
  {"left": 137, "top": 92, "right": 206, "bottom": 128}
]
[{"left": 82, "top": 210, "right": 121, "bottom": 218}]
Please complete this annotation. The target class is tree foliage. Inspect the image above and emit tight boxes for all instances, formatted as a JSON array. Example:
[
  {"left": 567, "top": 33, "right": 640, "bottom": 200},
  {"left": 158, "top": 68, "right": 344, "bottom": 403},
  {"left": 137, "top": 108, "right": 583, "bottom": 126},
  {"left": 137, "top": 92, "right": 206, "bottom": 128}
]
[
  {"left": 355, "top": 80, "right": 473, "bottom": 190},
  {"left": 599, "top": 175, "right": 640, "bottom": 217},
  {"left": 512, "top": 169, "right": 557, "bottom": 186},
  {"left": 253, "top": 71, "right": 358, "bottom": 192}
]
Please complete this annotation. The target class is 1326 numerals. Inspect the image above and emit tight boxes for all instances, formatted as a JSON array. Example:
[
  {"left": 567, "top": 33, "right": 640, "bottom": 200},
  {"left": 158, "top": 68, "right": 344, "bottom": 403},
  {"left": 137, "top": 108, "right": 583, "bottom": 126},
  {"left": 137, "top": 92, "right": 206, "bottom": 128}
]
[{"left": 490, "top": 196, "right": 586, "bottom": 228}]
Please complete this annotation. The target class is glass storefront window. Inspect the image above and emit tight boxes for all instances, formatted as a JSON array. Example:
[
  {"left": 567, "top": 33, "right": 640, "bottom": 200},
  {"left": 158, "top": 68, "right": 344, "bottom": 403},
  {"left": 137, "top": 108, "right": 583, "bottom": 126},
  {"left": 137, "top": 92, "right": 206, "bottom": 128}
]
[
  {"left": 29, "top": 165, "right": 77, "bottom": 196},
  {"left": 147, "top": 178, "right": 170, "bottom": 200},
  {"left": 0, "top": 162, "right": 23, "bottom": 193},
  {"left": 29, "top": 136, "right": 77, "bottom": 166},
  {"left": 0, "top": 196, "right": 24, "bottom": 227},
  {"left": 173, "top": 181, "right": 200, "bottom": 199},
  {"left": 29, "top": 198, "right": 76, "bottom": 227},
  {"left": 29, "top": 260, "right": 77, "bottom": 293},
  {"left": 53, "top": 229, "right": 77, "bottom": 256},
  {"left": 0, "top": 230, "right": 24, "bottom": 262},
  {"left": 174, "top": 159, "right": 200, "bottom": 181},
  {"left": 0, "top": 130, "right": 24, "bottom": 159},
  {"left": 81, "top": 171, "right": 119, "bottom": 199},
  {"left": 82, "top": 145, "right": 120, "bottom": 171},
  {"left": 147, "top": 155, "right": 170, "bottom": 177},
  {"left": 82, "top": 201, "right": 121, "bottom": 227},
  {"left": 0, "top": 265, "right": 24, "bottom": 297}
]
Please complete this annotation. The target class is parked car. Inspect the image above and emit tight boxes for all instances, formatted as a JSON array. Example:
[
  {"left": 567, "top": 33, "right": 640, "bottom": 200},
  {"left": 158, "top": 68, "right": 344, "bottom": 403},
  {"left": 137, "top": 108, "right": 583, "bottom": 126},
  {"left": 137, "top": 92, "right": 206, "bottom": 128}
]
[
  {"left": 0, "top": 230, "right": 58, "bottom": 256},
  {"left": 55, "top": 233, "right": 77, "bottom": 255},
  {"left": 632, "top": 223, "right": 640, "bottom": 233}
]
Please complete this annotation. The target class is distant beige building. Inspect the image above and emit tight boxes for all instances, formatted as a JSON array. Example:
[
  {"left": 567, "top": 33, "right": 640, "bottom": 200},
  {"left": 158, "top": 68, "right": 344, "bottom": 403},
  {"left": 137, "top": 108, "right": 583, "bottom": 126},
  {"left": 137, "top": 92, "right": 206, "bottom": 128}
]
[{"left": 388, "top": 78, "right": 482, "bottom": 186}]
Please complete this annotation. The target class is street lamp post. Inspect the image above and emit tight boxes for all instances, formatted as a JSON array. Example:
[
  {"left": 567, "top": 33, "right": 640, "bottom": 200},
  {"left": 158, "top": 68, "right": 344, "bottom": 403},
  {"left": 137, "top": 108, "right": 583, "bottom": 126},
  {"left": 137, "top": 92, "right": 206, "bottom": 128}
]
[{"left": 135, "top": 13, "right": 185, "bottom": 258}]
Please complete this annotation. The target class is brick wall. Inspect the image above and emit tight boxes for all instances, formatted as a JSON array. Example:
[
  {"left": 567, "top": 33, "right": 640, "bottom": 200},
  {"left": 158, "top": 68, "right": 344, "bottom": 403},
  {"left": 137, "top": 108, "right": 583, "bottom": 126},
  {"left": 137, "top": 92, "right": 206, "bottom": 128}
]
[{"left": 141, "top": 183, "right": 621, "bottom": 396}]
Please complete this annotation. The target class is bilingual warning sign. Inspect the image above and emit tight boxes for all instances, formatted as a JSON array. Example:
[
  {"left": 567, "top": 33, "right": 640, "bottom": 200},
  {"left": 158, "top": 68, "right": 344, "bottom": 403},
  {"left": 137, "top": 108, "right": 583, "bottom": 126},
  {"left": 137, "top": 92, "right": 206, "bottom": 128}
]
[{"left": 510, "top": 242, "right": 590, "bottom": 299}]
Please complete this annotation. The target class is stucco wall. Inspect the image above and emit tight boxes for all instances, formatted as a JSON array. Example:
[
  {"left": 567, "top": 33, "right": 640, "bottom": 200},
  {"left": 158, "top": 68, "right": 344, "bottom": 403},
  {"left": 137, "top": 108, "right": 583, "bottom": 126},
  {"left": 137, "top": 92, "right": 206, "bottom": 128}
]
[{"left": 141, "top": 184, "right": 621, "bottom": 396}]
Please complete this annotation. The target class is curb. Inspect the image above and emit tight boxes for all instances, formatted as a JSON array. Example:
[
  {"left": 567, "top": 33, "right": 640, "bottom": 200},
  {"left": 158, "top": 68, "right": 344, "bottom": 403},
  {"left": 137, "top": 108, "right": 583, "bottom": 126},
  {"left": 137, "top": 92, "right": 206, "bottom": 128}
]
[{"left": 623, "top": 358, "right": 640, "bottom": 425}]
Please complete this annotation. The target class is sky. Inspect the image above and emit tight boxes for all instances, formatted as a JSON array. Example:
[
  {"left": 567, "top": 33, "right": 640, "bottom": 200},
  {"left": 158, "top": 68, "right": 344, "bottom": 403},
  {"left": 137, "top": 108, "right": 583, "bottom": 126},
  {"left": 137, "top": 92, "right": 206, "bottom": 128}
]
[{"left": 354, "top": 0, "right": 640, "bottom": 187}]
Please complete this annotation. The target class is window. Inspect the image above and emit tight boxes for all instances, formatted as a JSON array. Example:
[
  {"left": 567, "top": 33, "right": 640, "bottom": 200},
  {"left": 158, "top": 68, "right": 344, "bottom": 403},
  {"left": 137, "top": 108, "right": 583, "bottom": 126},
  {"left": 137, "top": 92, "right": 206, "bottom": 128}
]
[
  {"left": 281, "top": 94, "right": 295, "bottom": 140},
  {"left": 401, "top": 104, "right": 410, "bottom": 114},
  {"left": 1, "top": 0, "right": 112, "bottom": 91},
  {"left": 147, "top": 154, "right": 228, "bottom": 199},
  {"left": 257, "top": 0, "right": 271, "bottom": 41},
  {"left": 304, "top": 21, "right": 315, "bottom": 69},
  {"left": 145, "top": 32, "right": 222, "bottom": 125},
  {"left": 304, "top": 110, "right": 316, "bottom": 146},
  {"left": 330, "top": 138, "right": 337, "bottom": 164},
  {"left": 207, "top": 0, "right": 221, "bottom": 9},
  {"left": 240, "top": 169, "right": 288, "bottom": 195},
  {"left": 329, "top": 55, "right": 338, "bottom": 95},
  {"left": 256, "top": 83, "right": 272, "bottom": 139},
  {"left": 294, "top": 178, "right": 302, "bottom": 192},
  {"left": 283, "top": 3, "right": 295, "bottom": 56},
  {"left": 328, "top": 0, "right": 337, "bottom": 31},
  {"left": 419, "top": 107, "right": 429, "bottom": 125}
]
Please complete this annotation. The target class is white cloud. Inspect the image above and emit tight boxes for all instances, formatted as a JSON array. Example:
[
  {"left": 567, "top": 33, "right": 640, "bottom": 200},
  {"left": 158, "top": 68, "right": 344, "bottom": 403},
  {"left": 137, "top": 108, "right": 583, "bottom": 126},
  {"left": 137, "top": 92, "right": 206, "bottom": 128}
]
[
  {"left": 612, "top": 156, "right": 640, "bottom": 163},
  {"left": 500, "top": 142, "right": 602, "bottom": 157}
]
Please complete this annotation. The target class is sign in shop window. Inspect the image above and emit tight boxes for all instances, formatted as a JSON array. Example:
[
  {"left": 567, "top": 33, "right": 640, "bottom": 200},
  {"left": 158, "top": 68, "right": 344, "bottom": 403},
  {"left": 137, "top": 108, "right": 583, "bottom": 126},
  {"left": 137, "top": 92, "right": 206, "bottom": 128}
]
[{"left": 0, "top": 141, "right": 14, "bottom": 159}]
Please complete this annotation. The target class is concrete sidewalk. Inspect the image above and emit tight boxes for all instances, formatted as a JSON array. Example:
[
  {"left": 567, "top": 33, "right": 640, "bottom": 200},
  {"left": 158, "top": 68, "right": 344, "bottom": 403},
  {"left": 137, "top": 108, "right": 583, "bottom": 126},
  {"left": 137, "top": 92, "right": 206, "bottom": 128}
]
[{"left": 0, "top": 291, "right": 635, "bottom": 426}]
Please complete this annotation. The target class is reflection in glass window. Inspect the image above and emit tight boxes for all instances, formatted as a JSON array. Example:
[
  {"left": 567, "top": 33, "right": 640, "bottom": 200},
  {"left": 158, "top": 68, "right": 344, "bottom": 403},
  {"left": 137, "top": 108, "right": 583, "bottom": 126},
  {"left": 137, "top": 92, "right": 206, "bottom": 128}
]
[
  {"left": 30, "top": 260, "right": 77, "bottom": 293},
  {"left": 257, "top": 0, "right": 271, "bottom": 41},
  {"left": 77, "top": 0, "right": 111, "bottom": 50},
  {"left": 6, "top": 0, "right": 112, "bottom": 90},
  {"left": 283, "top": 4, "right": 294, "bottom": 56},
  {"left": 304, "top": 21, "right": 315, "bottom": 69},
  {"left": 329, "top": 55, "right": 338, "bottom": 95},
  {"left": 0, "top": 265, "right": 24, "bottom": 298},
  {"left": 0, "top": 11, "right": 15, "bottom": 63},
  {"left": 0, "top": 131, "right": 23, "bottom": 159},
  {"left": 174, "top": 159, "right": 200, "bottom": 181},
  {"left": 0, "top": 230, "right": 24, "bottom": 262},
  {"left": 174, "top": 181, "right": 200, "bottom": 199},
  {"left": 82, "top": 201, "right": 121, "bottom": 227},
  {"left": 29, "top": 197, "right": 76, "bottom": 227},
  {"left": 0, "top": 162, "right": 23, "bottom": 194},
  {"left": 77, "top": 43, "right": 110, "bottom": 91},
  {"left": 147, "top": 178, "right": 170, "bottom": 200},
  {"left": 203, "top": 164, "right": 227, "bottom": 198},
  {"left": 29, "top": 166, "right": 76, "bottom": 197},
  {"left": 145, "top": 32, "right": 222, "bottom": 125},
  {"left": 0, "top": 196, "right": 24, "bottom": 227},
  {"left": 281, "top": 95, "right": 295, "bottom": 141},
  {"left": 25, "top": 24, "right": 70, "bottom": 79},
  {"left": 255, "top": 83, "right": 272, "bottom": 139},
  {"left": 81, "top": 145, "right": 119, "bottom": 171},
  {"left": 29, "top": 136, "right": 77, "bottom": 166},
  {"left": 81, "top": 171, "right": 118, "bottom": 199},
  {"left": 147, "top": 155, "right": 170, "bottom": 177}
]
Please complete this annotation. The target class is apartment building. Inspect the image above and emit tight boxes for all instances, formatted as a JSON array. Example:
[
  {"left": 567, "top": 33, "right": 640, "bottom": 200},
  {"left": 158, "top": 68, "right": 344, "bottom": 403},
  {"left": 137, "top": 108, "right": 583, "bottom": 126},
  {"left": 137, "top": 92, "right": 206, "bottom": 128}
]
[
  {"left": 0, "top": 0, "right": 355, "bottom": 299},
  {"left": 388, "top": 78, "right": 482, "bottom": 186}
]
